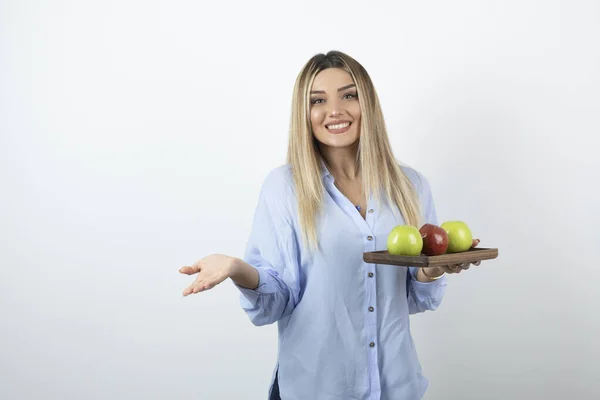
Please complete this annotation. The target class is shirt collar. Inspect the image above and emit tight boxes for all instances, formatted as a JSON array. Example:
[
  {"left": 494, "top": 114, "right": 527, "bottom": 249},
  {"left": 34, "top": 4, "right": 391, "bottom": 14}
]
[{"left": 319, "top": 159, "right": 333, "bottom": 182}]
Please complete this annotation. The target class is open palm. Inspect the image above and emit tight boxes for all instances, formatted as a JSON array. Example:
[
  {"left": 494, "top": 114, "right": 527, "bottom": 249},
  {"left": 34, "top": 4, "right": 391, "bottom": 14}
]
[{"left": 179, "top": 254, "right": 234, "bottom": 296}]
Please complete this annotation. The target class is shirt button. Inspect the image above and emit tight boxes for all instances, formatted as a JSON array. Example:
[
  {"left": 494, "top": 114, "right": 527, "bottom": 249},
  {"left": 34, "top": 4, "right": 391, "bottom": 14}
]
[
  {"left": 368, "top": 272, "right": 374, "bottom": 277},
  {"left": 369, "top": 306, "right": 374, "bottom": 312},
  {"left": 367, "top": 236, "right": 373, "bottom": 241},
  {"left": 368, "top": 209, "right": 374, "bottom": 213},
  {"left": 369, "top": 342, "right": 375, "bottom": 348}
]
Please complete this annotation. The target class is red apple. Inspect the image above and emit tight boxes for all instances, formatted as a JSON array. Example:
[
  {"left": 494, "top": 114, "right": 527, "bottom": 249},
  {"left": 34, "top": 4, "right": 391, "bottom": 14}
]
[{"left": 419, "top": 223, "right": 449, "bottom": 256}]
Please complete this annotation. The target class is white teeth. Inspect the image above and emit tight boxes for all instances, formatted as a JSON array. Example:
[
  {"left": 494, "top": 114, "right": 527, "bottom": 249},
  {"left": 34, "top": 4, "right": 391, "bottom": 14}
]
[{"left": 327, "top": 122, "right": 350, "bottom": 130}]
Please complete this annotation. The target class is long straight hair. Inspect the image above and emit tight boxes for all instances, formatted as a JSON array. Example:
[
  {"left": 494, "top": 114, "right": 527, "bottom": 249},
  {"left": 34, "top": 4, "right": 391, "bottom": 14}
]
[{"left": 287, "top": 51, "right": 422, "bottom": 252}]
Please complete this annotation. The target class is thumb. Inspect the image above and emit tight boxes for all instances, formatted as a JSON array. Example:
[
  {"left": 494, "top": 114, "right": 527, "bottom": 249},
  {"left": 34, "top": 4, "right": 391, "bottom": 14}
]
[
  {"left": 471, "top": 238, "right": 480, "bottom": 248},
  {"left": 179, "top": 265, "right": 201, "bottom": 275}
]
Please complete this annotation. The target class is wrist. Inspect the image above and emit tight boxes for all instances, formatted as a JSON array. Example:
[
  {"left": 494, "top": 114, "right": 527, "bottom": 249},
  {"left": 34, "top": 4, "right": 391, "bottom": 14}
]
[
  {"left": 418, "top": 267, "right": 445, "bottom": 282},
  {"left": 228, "top": 257, "right": 242, "bottom": 278},
  {"left": 228, "top": 257, "right": 260, "bottom": 290}
]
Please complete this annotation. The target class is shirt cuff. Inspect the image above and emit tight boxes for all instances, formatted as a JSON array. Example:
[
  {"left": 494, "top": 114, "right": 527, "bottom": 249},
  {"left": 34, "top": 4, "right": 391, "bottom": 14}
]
[
  {"left": 409, "top": 266, "right": 447, "bottom": 288},
  {"left": 234, "top": 266, "right": 277, "bottom": 305}
]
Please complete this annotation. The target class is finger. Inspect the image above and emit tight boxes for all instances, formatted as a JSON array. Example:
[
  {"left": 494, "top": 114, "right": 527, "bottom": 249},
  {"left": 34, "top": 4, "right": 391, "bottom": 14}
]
[
  {"left": 183, "top": 282, "right": 207, "bottom": 296},
  {"left": 179, "top": 265, "right": 201, "bottom": 275},
  {"left": 453, "top": 264, "right": 463, "bottom": 273},
  {"left": 182, "top": 285, "right": 195, "bottom": 296},
  {"left": 183, "top": 275, "right": 204, "bottom": 296},
  {"left": 472, "top": 260, "right": 481, "bottom": 266},
  {"left": 471, "top": 239, "right": 480, "bottom": 248},
  {"left": 450, "top": 264, "right": 461, "bottom": 273},
  {"left": 191, "top": 279, "right": 208, "bottom": 293},
  {"left": 459, "top": 262, "right": 470, "bottom": 270},
  {"left": 193, "top": 283, "right": 212, "bottom": 293},
  {"left": 442, "top": 264, "right": 459, "bottom": 274},
  {"left": 184, "top": 272, "right": 219, "bottom": 296}
]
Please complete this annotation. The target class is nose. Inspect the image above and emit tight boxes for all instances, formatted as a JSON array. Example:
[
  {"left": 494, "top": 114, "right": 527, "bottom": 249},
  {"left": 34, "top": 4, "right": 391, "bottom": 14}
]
[{"left": 328, "top": 98, "right": 344, "bottom": 117}]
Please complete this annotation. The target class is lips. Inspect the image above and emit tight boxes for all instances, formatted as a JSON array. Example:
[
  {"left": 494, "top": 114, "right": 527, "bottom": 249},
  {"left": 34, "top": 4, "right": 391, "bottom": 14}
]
[{"left": 325, "top": 121, "right": 352, "bottom": 134}]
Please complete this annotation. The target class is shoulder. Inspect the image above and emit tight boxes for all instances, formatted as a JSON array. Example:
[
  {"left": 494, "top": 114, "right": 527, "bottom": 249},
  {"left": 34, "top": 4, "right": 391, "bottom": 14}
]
[
  {"left": 263, "top": 164, "right": 294, "bottom": 185},
  {"left": 257, "top": 164, "right": 297, "bottom": 218},
  {"left": 399, "top": 163, "right": 432, "bottom": 197},
  {"left": 260, "top": 164, "right": 295, "bottom": 196}
]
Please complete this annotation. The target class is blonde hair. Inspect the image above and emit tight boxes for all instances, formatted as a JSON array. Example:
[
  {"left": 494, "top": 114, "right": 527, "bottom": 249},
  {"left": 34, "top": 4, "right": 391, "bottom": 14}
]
[{"left": 286, "top": 50, "right": 422, "bottom": 252}]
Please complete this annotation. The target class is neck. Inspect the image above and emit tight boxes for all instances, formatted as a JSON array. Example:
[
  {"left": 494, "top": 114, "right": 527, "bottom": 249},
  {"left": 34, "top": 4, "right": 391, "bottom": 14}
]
[{"left": 319, "top": 143, "right": 360, "bottom": 180}]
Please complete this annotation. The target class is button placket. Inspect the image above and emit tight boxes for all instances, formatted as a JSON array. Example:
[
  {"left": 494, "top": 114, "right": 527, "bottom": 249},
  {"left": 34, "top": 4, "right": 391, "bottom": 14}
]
[
  {"left": 365, "top": 235, "right": 377, "bottom": 356},
  {"left": 362, "top": 197, "right": 382, "bottom": 395}
]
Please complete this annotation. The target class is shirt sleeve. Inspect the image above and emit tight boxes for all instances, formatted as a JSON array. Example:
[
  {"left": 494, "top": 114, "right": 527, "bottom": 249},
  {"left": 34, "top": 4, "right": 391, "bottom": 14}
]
[
  {"left": 234, "top": 168, "right": 303, "bottom": 326},
  {"left": 406, "top": 170, "right": 448, "bottom": 314}
]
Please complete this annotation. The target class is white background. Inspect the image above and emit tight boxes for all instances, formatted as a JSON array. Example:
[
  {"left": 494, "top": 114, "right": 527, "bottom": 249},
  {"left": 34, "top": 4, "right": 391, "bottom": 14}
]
[{"left": 2, "top": 1, "right": 599, "bottom": 399}]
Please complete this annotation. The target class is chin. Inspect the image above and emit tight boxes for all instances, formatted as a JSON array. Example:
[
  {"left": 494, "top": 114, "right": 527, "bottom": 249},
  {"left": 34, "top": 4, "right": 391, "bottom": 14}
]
[
  {"left": 322, "top": 138, "right": 359, "bottom": 149},
  {"left": 314, "top": 130, "right": 360, "bottom": 149}
]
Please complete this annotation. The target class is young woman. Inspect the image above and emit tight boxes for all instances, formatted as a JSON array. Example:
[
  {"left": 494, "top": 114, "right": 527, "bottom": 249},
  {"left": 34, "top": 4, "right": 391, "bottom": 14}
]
[{"left": 180, "top": 51, "right": 480, "bottom": 400}]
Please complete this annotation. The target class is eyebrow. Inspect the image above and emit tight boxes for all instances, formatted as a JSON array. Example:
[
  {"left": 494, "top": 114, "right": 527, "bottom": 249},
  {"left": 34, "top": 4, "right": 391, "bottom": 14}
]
[{"left": 310, "top": 83, "right": 356, "bottom": 95}]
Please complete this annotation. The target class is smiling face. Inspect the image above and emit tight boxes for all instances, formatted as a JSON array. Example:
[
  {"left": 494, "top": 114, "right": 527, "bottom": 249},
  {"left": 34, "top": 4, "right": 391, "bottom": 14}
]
[{"left": 309, "top": 68, "right": 361, "bottom": 150}]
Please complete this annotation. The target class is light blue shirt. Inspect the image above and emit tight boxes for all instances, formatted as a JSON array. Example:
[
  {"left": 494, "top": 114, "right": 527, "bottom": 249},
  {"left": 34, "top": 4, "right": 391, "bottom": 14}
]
[{"left": 236, "top": 162, "right": 447, "bottom": 400}]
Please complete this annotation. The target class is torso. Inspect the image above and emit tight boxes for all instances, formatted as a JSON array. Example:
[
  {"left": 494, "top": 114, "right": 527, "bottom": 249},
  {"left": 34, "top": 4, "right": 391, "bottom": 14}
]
[
  {"left": 273, "top": 164, "right": 429, "bottom": 399},
  {"left": 244, "top": 164, "right": 436, "bottom": 400}
]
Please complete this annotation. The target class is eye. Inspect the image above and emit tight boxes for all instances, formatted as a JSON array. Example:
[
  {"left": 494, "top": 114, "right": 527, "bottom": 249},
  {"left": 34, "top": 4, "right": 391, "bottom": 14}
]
[
  {"left": 311, "top": 98, "right": 325, "bottom": 104},
  {"left": 343, "top": 92, "right": 358, "bottom": 100}
]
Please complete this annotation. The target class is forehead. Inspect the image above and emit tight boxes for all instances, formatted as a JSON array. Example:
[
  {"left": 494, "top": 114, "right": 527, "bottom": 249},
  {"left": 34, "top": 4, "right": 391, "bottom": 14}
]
[{"left": 311, "top": 68, "right": 355, "bottom": 91}]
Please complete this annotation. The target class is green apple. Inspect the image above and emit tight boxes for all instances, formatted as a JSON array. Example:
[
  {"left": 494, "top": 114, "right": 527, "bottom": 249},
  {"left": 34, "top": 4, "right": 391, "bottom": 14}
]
[
  {"left": 387, "top": 225, "right": 423, "bottom": 256},
  {"left": 440, "top": 221, "right": 473, "bottom": 253}
]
